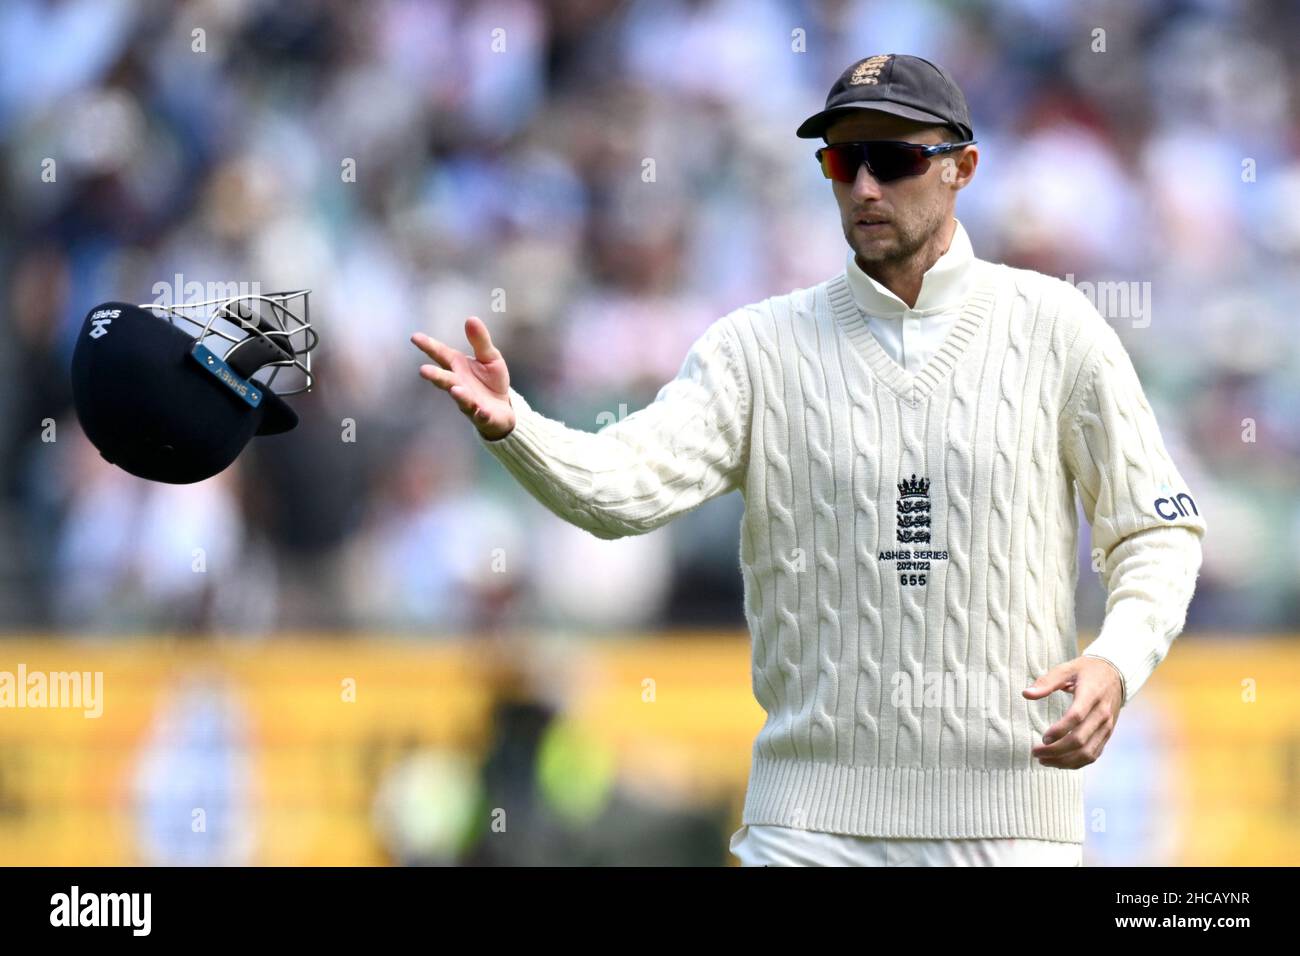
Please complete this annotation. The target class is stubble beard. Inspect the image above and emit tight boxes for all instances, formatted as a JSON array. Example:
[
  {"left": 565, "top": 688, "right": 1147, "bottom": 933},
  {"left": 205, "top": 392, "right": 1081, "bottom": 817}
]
[{"left": 848, "top": 210, "right": 940, "bottom": 271}]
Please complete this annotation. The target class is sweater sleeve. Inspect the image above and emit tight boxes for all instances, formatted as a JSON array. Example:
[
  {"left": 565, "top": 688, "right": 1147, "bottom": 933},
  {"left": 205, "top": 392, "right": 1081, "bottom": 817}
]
[
  {"left": 1060, "top": 318, "right": 1207, "bottom": 706},
  {"left": 475, "top": 313, "right": 750, "bottom": 540}
]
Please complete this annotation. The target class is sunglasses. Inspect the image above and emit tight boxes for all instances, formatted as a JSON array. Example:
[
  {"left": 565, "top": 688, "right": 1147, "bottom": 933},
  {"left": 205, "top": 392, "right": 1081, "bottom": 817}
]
[{"left": 816, "top": 139, "right": 976, "bottom": 184}]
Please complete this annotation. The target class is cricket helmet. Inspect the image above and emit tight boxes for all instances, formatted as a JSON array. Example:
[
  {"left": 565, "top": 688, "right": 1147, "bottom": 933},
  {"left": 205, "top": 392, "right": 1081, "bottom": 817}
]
[{"left": 70, "top": 288, "right": 318, "bottom": 484}]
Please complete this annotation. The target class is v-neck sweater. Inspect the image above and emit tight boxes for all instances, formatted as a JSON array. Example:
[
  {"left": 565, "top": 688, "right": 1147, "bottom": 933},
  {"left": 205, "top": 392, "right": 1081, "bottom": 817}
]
[
  {"left": 844, "top": 217, "right": 978, "bottom": 376},
  {"left": 476, "top": 252, "right": 1207, "bottom": 843}
]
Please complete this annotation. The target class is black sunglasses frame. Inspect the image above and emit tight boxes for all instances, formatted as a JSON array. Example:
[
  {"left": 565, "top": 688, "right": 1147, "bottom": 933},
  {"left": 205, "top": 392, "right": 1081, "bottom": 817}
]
[{"left": 815, "top": 139, "right": 977, "bottom": 184}]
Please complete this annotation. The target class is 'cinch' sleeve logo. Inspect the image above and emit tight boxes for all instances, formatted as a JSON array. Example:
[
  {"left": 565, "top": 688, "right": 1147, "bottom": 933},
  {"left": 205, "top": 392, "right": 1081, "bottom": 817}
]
[{"left": 1153, "top": 488, "right": 1199, "bottom": 521}]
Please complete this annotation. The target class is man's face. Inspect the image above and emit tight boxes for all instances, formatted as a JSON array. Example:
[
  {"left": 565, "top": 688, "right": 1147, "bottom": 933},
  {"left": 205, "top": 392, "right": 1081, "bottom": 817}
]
[{"left": 823, "top": 112, "right": 976, "bottom": 267}]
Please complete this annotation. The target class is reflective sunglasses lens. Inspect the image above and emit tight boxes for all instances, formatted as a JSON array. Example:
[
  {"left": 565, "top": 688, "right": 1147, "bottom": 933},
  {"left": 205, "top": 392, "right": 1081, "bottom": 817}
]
[
  {"left": 820, "top": 145, "right": 860, "bottom": 182},
  {"left": 864, "top": 143, "right": 927, "bottom": 181},
  {"left": 873, "top": 145, "right": 925, "bottom": 182},
  {"left": 820, "top": 143, "right": 929, "bottom": 183}
]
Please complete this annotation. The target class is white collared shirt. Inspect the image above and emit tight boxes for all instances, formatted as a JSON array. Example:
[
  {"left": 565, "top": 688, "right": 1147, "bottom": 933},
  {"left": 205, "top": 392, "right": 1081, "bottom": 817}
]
[{"left": 843, "top": 218, "right": 976, "bottom": 374}]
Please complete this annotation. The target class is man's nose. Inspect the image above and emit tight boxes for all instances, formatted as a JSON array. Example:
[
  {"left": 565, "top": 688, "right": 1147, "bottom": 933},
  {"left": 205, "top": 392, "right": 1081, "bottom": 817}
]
[{"left": 851, "top": 162, "right": 883, "bottom": 200}]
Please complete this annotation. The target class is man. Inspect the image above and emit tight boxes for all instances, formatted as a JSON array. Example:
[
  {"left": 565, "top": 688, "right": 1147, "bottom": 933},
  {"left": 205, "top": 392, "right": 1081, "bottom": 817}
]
[{"left": 411, "top": 54, "right": 1206, "bottom": 867}]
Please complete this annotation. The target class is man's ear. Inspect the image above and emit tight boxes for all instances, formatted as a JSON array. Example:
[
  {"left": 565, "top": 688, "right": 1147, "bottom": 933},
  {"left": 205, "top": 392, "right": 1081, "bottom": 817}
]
[{"left": 943, "top": 145, "right": 978, "bottom": 189}]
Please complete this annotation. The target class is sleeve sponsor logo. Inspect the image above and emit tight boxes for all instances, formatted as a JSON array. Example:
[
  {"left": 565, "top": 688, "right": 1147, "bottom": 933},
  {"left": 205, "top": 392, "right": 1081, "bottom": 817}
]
[{"left": 1154, "top": 489, "right": 1198, "bottom": 521}]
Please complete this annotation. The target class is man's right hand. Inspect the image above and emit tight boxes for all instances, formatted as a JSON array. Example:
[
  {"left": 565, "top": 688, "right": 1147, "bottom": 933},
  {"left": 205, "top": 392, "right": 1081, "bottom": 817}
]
[{"left": 411, "top": 316, "right": 516, "bottom": 440}]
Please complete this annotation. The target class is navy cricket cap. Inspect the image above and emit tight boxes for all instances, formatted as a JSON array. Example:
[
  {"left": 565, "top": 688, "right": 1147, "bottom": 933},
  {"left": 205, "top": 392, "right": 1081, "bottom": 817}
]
[
  {"left": 796, "top": 54, "right": 973, "bottom": 141},
  {"left": 70, "top": 296, "right": 314, "bottom": 484}
]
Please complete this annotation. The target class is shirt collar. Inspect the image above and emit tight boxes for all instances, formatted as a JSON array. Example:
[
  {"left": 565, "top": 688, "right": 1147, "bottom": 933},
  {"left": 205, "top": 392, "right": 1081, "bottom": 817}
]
[{"left": 844, "top": 217, "right": 975, "bottom": 317}]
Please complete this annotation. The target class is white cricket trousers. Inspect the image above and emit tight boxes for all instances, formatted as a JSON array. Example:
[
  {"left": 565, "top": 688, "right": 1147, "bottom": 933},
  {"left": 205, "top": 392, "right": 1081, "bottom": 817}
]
[{"left": 730, "top": 824, "right": 1083, "bottom": 867}]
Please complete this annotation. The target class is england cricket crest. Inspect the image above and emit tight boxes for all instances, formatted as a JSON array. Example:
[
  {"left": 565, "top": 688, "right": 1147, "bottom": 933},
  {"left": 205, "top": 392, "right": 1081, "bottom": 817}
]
[
  {"left": 896, "top": 473, "right": 931, "bottom": 543},
  {"left": 878, "top": 473, "right": 948, "bottom": 589}
]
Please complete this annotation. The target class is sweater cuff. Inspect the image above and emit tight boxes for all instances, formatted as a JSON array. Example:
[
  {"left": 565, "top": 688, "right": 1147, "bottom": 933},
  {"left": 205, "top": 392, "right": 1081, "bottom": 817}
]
[
  {"left": 476, "top": 386, "right": 543, "bottom": 465},
  {"left": 1082, "top": 602, "right": 1163, "bottom": 707}
]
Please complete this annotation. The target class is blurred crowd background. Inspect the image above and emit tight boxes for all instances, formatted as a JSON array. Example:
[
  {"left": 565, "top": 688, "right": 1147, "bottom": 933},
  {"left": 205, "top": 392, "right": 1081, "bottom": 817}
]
[{"left": 1, "top": 0, "right": 1298, "bottom": 866}]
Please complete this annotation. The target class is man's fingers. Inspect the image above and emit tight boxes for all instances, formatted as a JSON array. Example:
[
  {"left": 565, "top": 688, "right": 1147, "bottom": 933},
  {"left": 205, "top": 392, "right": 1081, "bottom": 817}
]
[
  {"left": 1036, "top": 753, "right": 1088, "bottom": 770},
  {"left": 1034, "top": 704, "right": 1108, "bottom": 761},
  {"left": 411, "top": 332, "right": 458, "bottom": 370},
  {"left": 418, "top": 359, "right": 480, "bottom": 417},
  {"left": 464, "top": 316, "right": 501, "bottom": 364},
  {"left": 419, "top": 365, "right": 456, "bottom": 390},
  {"left": 448, "top": 384, "right": 476, "bottom": 413},
  {"left": 1041, "top": 694, "right": 1095, "bottom": 746}
]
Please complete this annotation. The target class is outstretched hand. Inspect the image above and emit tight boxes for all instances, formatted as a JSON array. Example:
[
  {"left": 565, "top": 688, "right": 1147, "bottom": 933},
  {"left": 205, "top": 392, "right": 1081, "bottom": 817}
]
[{"left": 411, "top": 316, "right": 516, "bottom": 440}]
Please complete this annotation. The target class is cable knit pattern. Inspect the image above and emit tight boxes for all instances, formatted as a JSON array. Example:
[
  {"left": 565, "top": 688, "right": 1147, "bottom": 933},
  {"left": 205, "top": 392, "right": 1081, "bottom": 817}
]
[
  {"left": 1059, "top": 308, "right": 1207, "bottom": 705},
  {"left": 478, "top": 315, "right": 750, "bottom": 540},
  {"left": 477, "top": 258, "right": 1206, "bottom": 843}
]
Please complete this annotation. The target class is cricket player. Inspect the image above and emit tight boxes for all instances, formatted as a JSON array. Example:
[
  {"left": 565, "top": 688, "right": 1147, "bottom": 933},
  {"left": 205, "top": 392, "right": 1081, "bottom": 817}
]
[{"left": 411, "top": 54, "right": 1206, "bottom": 866}]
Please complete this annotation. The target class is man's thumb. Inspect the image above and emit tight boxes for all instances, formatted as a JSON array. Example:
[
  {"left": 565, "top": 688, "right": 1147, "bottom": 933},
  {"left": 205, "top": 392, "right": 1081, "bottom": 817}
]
[
  {"left": 1023, "top": 666, "right": 1069, "bottom": 699},
  {"left": 465, "top": 315, "right": 501, "bottom": 363}
]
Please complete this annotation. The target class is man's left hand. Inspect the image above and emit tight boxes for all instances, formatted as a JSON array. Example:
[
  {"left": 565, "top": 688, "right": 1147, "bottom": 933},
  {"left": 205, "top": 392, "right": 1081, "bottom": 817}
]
[{"left": 1022, "top": 657, "right": 1125, "bottom": 769}]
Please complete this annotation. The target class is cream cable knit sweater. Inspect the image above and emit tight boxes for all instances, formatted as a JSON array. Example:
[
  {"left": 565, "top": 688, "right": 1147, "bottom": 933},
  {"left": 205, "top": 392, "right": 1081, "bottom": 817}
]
[{"left": 476, "top": 243, "right": 1206, "bottom": 843}]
